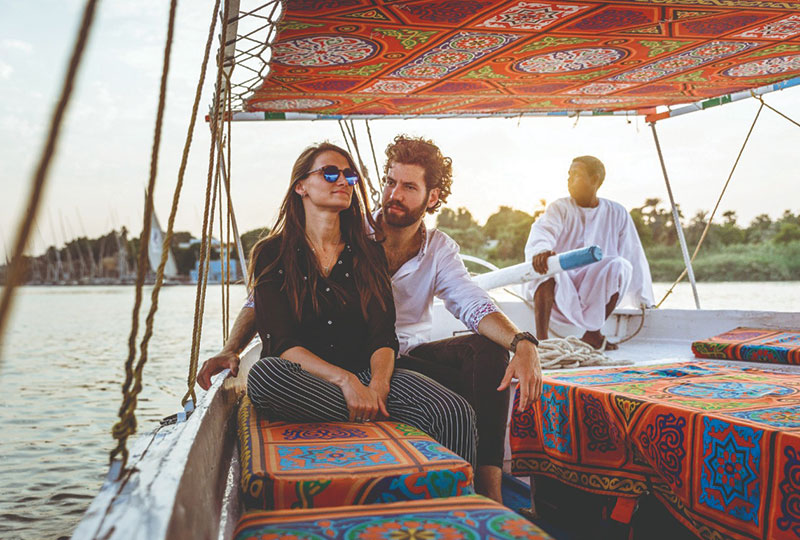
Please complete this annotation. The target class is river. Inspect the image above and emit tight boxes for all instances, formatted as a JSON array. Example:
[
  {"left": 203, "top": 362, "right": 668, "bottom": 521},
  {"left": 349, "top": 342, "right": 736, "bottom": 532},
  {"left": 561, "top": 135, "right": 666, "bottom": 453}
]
[{"left": 0, "top": 282, "right": 797, "bottom": 539}]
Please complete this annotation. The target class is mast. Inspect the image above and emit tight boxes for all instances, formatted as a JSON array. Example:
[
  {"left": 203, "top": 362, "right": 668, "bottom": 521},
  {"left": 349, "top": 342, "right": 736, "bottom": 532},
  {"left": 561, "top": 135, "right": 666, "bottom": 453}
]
[
  {"left": 47, "top": 212, "right": 64, "bottom": 283},
  {"left": 76, "top": 210, "right": 98, "bottom": 280}
]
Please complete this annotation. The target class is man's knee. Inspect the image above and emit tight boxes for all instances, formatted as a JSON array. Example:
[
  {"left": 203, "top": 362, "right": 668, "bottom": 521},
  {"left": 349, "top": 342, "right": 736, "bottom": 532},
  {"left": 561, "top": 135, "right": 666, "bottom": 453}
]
[
  {"left": 451, "top": 335, "right": 508, "bottom": 392},
  {"left": 603, "top": 256, "right": 633, "bottom": 279}
]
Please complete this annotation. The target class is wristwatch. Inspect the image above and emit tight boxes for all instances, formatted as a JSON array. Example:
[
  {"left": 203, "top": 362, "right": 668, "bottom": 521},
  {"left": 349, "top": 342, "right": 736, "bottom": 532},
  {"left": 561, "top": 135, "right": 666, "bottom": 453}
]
[{"left": 510, "top": 331, "right": 539, "bottom": 352}]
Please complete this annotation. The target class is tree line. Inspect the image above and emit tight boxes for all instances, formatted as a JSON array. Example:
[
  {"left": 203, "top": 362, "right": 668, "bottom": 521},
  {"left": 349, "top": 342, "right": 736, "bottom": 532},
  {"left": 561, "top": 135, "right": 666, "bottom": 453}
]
[{"left": 3, "top": 200, "right": 799, "bottom": 284}]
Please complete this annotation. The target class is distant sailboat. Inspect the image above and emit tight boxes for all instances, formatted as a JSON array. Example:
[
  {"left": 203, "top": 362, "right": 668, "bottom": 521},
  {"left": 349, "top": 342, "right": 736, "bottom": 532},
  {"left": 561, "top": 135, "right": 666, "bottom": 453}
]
[{"left": 148, "top": 211, "right": 179, "bottom": 280}]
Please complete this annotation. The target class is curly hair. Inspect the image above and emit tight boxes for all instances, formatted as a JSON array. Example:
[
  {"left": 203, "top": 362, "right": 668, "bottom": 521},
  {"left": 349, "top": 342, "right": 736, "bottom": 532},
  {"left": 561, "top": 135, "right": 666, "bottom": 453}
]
[{"left": 383, "top": 135, "right": 453, "bottom": 214}]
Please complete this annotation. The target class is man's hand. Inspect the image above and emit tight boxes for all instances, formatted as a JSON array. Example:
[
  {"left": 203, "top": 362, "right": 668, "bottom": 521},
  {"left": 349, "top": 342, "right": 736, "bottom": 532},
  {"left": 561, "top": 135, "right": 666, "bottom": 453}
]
[
  {"left": 340, "top": 375, "right": 386, "bottom": 422},
  {"left": 497, "top": 341, "right": 543, "bottom": 412},
  {"left": 532, "top": 250, "right": 556, "bottom": 275},
  {"left": 198, "top": 351, "right": 240, "bottom": 390}
]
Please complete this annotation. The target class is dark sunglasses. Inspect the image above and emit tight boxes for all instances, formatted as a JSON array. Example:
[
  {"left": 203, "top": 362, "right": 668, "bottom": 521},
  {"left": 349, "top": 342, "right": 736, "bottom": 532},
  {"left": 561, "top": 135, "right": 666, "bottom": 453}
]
[{"left": 306, "top": 165, "right": 360, "bottom": 186}]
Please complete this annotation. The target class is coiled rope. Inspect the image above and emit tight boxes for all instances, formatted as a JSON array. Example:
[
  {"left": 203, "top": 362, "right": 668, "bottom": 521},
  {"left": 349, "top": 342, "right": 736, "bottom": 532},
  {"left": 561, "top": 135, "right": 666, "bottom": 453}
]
[
  {"left": 110, "top": 0, "right": 179, "bottom": 471},
  {"left": 537, "top": 336, "right": 633, "bottom": 370},
  {"left": 0, "top": 0, "right": 99, "bottom": 357}
]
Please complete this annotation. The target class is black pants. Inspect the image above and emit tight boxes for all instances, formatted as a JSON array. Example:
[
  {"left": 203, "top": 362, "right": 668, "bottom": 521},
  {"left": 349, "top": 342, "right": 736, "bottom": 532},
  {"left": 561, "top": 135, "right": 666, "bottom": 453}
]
[{"left": 397, "top": 334, "right": 510, "bottom": 468}]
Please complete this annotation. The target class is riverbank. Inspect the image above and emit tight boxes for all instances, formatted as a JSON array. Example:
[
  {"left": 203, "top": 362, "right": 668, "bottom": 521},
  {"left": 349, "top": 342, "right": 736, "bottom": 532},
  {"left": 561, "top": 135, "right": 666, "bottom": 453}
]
[{"left": 646, "top": 241, "right": 800, "bottom": 282}]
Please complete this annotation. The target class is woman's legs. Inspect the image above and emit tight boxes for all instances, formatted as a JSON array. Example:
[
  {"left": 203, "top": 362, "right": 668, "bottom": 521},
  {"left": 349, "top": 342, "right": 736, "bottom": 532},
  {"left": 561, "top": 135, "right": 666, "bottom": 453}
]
[
  {"left": 247, "top": 357, "right": 350, "bottom": 422},
  {"left": 247, "top": 358, "right": 478, "bottom": 467},
  {"left": 385, "top": 368, "right": 478, "bottom": 469}
]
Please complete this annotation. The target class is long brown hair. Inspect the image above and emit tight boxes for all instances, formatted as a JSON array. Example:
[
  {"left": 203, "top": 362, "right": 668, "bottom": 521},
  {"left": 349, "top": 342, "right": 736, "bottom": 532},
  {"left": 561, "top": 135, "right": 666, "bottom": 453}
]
[{"left": 248, "top": 142, "right": 391, "bottom": 321}]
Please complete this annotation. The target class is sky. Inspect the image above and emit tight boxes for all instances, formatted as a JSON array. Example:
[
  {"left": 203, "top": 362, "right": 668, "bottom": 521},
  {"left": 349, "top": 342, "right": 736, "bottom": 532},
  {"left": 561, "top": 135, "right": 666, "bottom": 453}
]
[{"left": 2, "top": 0, "right": 799, "bottom": 258}]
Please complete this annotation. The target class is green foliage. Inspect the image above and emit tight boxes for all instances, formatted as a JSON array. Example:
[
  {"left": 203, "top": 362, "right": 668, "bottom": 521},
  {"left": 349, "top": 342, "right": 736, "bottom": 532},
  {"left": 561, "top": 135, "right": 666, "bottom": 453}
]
[
  {"left": 774, "top": 222, "right": 800, "bottom": 244},
  {"left": 241, "top": 227, "right": 270, "bottom": 259}
]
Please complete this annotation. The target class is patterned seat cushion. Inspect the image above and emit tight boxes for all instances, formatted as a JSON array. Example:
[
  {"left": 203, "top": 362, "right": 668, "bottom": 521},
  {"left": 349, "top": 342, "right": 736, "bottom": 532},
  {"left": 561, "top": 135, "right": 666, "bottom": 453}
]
[
  {"left": 692, "top": 327, "right": 800, "bottom": 364},
  {"left": 233, "top": 495, "right": 553, "bottom": 540},
  {"left": 237, "top": 396, "right": 474, "bottom": 510}
]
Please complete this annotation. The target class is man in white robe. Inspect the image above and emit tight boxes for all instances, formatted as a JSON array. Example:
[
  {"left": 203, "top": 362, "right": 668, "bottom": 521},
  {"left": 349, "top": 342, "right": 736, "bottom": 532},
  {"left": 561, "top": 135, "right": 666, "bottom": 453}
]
[{"left": 523, "top": 156, "right": 654, "bottom": 350}]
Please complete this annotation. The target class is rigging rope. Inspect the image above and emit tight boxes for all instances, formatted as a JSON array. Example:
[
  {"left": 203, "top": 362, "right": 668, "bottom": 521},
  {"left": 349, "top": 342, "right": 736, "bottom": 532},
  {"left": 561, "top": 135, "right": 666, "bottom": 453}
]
[
  {"left": 338, "top": 120, "right": 354, "bottom": 157},
  {"left": 757, "top": 95, "right": 800, "bottom": 129},
  {"left": 656, "top": 102, "right": 764, "bottom": 308},
  {"left": 185, "top": 0, "right": 230, "bottom": 406},
  {"left": 0, "top": 0, "right": 99, "bottom": 356},
  {"left": 110, "top": 0, "right": 179, "bottom": 471},
  {"left": 342, "top": 120, "right": 382, "bottom": 208},
  {"left": 225, "top": 76, "right": 233, "bottom": 331},
  {"left": 365, "top": 120, "right": 384, "bottom": 208},
  {"left": 218, "top": 148, "right": 227, "bottom": 341}
]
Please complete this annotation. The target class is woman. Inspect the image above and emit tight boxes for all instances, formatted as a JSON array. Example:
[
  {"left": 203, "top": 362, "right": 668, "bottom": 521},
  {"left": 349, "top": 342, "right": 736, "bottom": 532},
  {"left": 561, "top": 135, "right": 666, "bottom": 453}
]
[{"left": 246, "top": 142, "right": 477, "bottom": 466}]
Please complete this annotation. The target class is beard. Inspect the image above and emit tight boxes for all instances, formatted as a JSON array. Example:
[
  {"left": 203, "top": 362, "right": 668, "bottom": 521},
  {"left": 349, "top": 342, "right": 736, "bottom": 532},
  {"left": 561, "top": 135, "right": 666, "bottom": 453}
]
[{"left": 383, "top": 198, "right": 428, "bottom": 228}]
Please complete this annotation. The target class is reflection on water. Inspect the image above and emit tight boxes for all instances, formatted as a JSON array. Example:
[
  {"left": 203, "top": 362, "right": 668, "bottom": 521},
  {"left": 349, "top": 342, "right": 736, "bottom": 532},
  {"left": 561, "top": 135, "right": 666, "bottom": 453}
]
[
  {"left": 0, "top": 285, "right": 246, "bottom": 539},
  {"left": 0, "top": 282, "right": 797, "bottom": 538}
]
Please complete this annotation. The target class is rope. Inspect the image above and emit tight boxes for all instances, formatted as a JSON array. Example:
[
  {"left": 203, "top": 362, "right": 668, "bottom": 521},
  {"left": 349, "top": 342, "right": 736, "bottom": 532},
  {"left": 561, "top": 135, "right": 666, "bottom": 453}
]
[
  {"left": 616, "top": 304, "right": 647, "bottom": 344},
  {"left": 501, "top": 286, "right": 646, "bottom": 345},
  {"left": 656, "top": 102, "right": 763, "bottom": 308},
  {"left": 0, "top": 0, "right": 99, "bottom": 357},
  {"left": 342, "top": 120, "right": 381, "bottom": 207},
  {"left": 537, "top": 336, "right": 634, "bottom": 370},
  {"left": 338, "top": 120, "right": 354, "bottom": 156},
  {"left": 185, "top": 0, "right": 230, "bottom": 406},
  {"left": 110, "top": 0, "right": 179, "bottom": 471},
  {"left": 218, "top": 149, "right": 227, "bottom": 341},
  {"left": 365, "top": 120, "right": 383, "bottom": 208},
  {"left": 225, "top": 76, "right": 233, "bottom": 331},
  {"left": 757, "top": 95, "right": 800, "bottom": 129}
]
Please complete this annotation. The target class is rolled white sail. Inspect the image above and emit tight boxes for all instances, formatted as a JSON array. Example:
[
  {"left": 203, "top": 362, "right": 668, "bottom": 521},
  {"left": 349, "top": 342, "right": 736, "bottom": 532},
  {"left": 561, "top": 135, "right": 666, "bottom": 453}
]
[
  {"left": 148, "top": 212, "right": 178, "bottom": 279},
  {"left": 473, "top": 246, "right": 602, "bottom": 291}
]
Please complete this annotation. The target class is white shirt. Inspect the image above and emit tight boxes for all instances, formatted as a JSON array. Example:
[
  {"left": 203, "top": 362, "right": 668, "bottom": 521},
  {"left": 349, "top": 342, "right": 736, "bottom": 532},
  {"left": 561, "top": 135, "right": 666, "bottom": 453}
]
[
  {"left": 390, "top": 222, "right": 498, "bottom": 354},
  {"left": 244, "top": 221, "right": 499, "bottom": 355},
  {"left": 523, "top": 197, "right": 655, "bottom": 309}
]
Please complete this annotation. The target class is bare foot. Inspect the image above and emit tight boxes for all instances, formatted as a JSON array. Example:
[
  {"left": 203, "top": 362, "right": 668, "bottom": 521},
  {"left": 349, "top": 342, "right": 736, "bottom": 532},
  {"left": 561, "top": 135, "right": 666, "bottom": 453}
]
[{"left": 581, "top": 330, "right": 619, "bottom": 351}]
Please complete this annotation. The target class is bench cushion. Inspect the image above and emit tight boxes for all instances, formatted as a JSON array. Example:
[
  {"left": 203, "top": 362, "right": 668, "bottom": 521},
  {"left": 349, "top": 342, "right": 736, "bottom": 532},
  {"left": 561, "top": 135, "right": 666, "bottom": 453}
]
[
  {"left": 237, "top": 396, "right": 473, "bottom": 510},
  {"left": 233, "top": 495, "right": 553, "bottom": 540},
  {"left": 692, "top": 326, "right": 800, "bottom": 364}
]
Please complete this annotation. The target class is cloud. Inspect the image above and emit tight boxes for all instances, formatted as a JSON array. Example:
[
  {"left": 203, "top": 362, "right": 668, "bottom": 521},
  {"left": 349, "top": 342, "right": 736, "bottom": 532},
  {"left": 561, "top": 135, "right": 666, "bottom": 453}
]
[
  {"left": 0, "top": 60, "right": 12, "bottom": 80},
  {"left": 1, "top": 39, "right": 33, "bottom": 53}
]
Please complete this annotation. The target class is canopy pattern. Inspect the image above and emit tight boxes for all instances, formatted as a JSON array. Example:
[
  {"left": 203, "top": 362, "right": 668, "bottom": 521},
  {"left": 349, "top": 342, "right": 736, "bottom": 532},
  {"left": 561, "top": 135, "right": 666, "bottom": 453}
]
[{"left": 240, "top": 0, "right": 800, "bottom": 118}]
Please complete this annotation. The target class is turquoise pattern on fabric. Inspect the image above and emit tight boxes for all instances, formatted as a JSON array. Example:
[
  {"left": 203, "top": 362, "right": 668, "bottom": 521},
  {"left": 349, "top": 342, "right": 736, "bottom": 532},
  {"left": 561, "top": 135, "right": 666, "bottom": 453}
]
[
  {"left": 278, "top": 442, "right": 398, "bottom": 470},
  {"left": 700, "top": 417, "right": 762, "bottom": 525},
  {"left": 541, "top": 383, "right": 572, "bottom": 455}
]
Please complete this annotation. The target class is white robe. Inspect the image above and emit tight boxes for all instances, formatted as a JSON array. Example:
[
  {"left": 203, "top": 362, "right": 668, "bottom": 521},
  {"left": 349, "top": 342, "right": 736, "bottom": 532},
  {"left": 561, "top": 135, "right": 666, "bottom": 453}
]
[{"left": 523, "top": 197, "right": 654, "bottom": 331}]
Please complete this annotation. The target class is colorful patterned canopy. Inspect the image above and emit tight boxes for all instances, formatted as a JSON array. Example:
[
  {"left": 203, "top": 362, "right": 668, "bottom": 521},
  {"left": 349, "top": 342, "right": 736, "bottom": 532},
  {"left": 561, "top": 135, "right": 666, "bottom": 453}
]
[{"left": 238, "top": 0, "right": 800, "bottom": 120}]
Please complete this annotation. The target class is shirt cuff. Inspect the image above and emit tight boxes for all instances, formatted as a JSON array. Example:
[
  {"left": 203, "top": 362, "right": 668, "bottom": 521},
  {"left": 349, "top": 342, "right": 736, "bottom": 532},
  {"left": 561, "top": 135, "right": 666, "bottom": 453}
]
[
  {"left": 243, "top": 293, "right": 254, "bottom": 309},
  {"left": 465, "top": 301, "right": 500, "bottom": 334}
]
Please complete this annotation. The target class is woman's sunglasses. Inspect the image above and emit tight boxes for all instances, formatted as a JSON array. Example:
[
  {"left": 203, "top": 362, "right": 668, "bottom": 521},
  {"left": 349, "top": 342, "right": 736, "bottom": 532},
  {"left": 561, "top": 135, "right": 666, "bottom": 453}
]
[{"left": 306, "top": 165, "right": 360, "bottom": 186}]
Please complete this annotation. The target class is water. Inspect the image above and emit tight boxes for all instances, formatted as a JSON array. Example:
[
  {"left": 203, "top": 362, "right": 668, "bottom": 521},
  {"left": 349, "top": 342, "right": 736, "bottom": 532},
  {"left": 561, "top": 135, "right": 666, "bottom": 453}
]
[{"left": 0, "top": 282, "right": 797, "bottom": 539}]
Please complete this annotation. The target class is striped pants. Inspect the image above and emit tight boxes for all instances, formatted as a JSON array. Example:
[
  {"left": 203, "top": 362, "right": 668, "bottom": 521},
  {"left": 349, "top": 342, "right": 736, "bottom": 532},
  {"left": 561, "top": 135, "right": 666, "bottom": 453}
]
[{"left": 247, "top": 357, "right": 478, "bottom": 467}]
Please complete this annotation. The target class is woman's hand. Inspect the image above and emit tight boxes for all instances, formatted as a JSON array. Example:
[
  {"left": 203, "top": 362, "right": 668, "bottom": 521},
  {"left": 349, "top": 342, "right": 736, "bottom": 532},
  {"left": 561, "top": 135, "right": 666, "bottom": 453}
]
[
  {"left": 340, "top": 375, "right": 387, "bottom": 422},
  {"left": 368, "top": 379, "right": 391, "bottom": 419}
]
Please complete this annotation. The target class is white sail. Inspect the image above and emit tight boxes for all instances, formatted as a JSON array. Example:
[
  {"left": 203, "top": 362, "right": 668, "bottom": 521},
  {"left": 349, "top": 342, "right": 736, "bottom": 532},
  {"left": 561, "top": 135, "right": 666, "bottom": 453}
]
[{"left": 148, "top": 212, "right": 178, "bottom": 279}]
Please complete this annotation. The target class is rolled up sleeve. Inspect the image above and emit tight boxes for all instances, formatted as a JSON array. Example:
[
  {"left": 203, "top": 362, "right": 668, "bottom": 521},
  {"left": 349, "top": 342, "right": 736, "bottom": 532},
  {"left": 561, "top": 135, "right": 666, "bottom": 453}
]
[{"left": 433, "top": 235, "right": 499, "bottom": 333}]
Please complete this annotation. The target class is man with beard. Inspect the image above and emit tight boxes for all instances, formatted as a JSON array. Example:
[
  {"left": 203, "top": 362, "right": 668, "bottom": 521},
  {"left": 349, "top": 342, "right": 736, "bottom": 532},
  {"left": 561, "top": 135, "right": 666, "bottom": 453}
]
[
  {"left": 198, "top": 135, "right": 542, "bottom": 503},
  {"left": 524, "top": 155, "right": 654, "bottom": 350}
]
